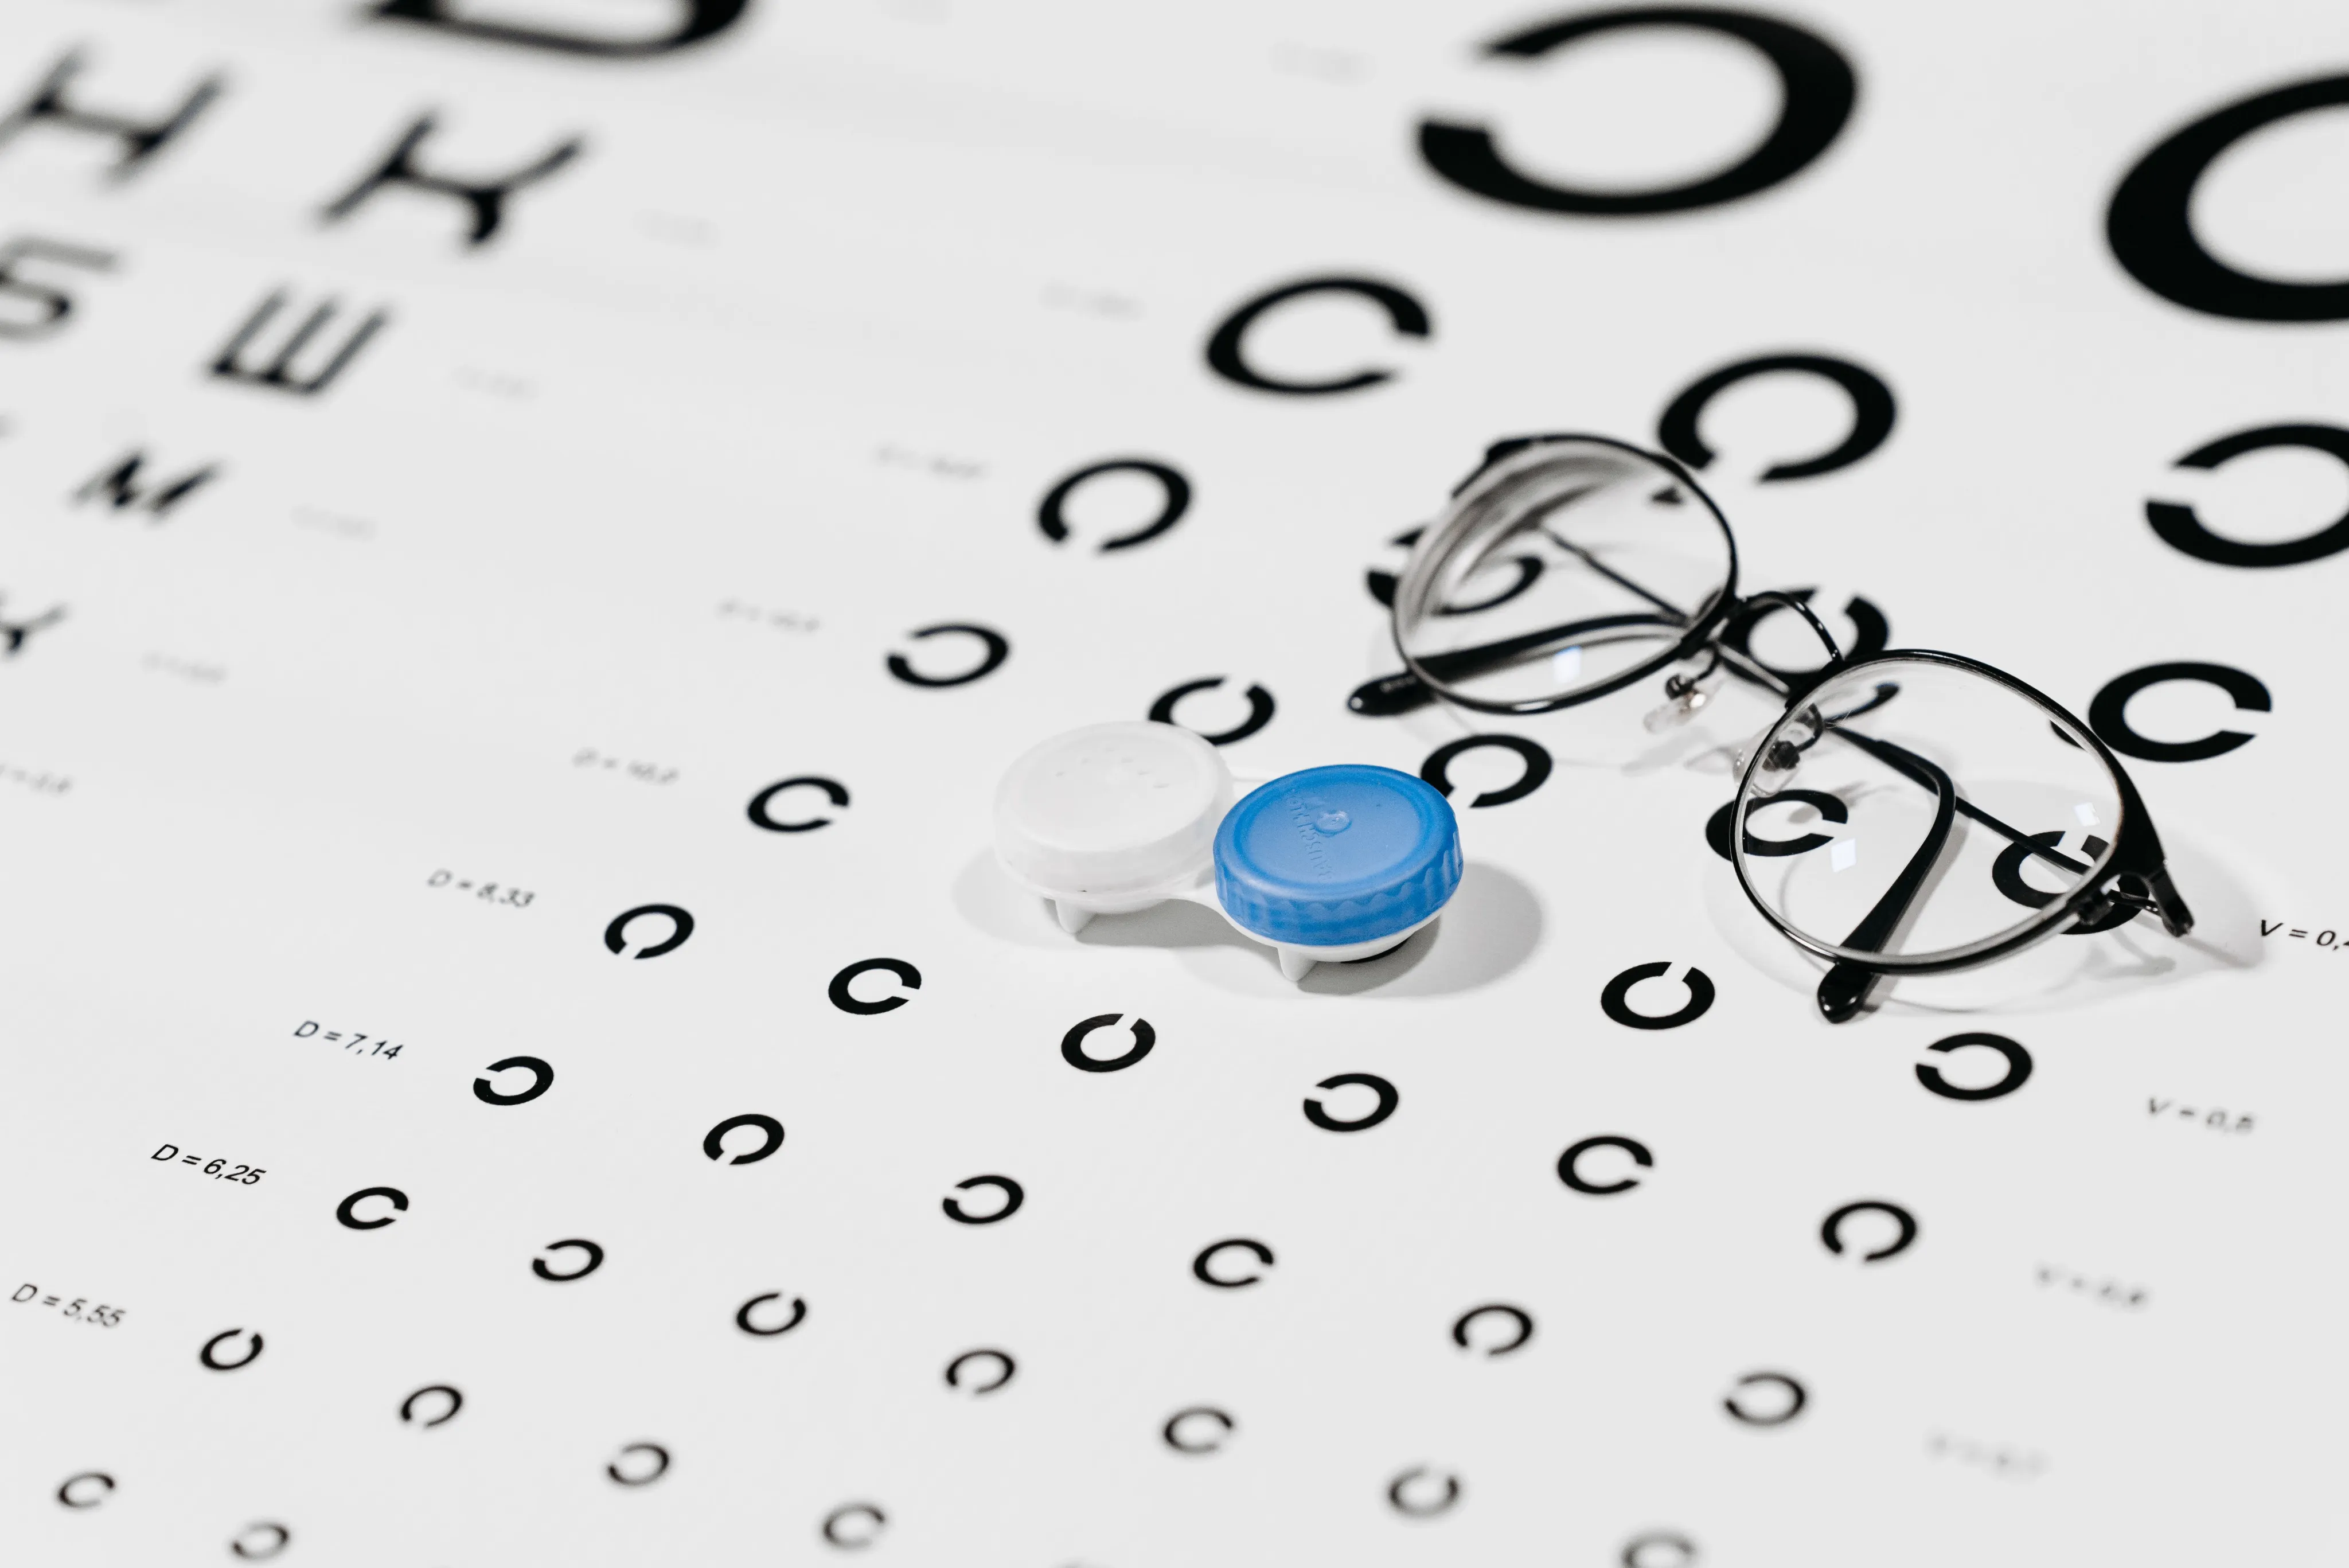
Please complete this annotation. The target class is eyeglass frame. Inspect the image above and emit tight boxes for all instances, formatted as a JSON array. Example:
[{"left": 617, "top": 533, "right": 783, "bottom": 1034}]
[{"left": 1369, "top": 432, "right": 2196, "bottom": 1022}]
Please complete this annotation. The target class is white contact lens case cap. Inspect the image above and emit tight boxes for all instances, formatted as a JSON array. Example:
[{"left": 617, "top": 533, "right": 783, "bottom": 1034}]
[{"left": 994, "top": 721, "right": 1234, "bottom": 905}]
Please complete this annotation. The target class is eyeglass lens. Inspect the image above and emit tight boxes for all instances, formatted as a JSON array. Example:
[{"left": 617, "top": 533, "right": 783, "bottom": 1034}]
[
  {"left": 1394, "top": 440, "right": 1735, "bottom": 711},
  {"left": 1733, "top": 657, "right": 2126, "bottom": 968}
]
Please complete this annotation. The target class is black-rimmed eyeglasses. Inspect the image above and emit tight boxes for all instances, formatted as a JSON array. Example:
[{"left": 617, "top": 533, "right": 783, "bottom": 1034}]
[{"left": 1353, "top": 434, "right": 2194, "bottom": 1023}]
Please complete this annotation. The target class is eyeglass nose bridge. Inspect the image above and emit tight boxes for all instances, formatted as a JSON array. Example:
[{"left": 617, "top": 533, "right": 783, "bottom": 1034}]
[
  {"left": 1718, "top": 589, "right": 1847, "bottom": 696},
  {"left": 1651, "top": 587, "right": 1858, "bottom": 736}
]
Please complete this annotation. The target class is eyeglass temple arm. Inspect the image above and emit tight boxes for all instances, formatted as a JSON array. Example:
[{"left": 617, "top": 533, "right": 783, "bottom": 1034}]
[
  {"left": 1348, "top": 611, "right": 1684, "bottom": 716},
  {"left": 1540, "top": 528, "right": 1687, "bottom": 618},
  {"left": 1828, "top": 728, "right": 2089, "bottom": 874},
  {"left": 1836, "top": 724, "right": 2195, "bottom": 912},
  {"left": 1356, "top": 572, "right": 1840, "bottom": 719},
  {"left": 1815, "top": 743, "right": 1960, "bottom": 1024},
  {"left": 2080, "top": 760, "right": 2194, "bottom": 938},
  {"left": 2122, "top": 867, "right": 2194, "bottom": 937},
  {"left": 1806, "top": 731, "right": 2191, "bottom": 1021}
]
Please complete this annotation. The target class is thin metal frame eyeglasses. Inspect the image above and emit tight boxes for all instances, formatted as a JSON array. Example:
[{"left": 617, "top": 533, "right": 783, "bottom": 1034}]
[{"left": 1355, "top": 432, "right": 2195, "bottom": 1023}]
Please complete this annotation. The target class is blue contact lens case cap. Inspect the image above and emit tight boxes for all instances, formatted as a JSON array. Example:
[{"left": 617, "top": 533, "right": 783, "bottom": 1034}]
[{"left": 1212, "top": 765, "right": 1462, "bottom": 946}]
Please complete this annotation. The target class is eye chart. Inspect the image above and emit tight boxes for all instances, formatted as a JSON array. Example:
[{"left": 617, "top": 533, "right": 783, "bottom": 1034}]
[{"left": 1, "top": 2, "right": 2344, "bottom": 1563}]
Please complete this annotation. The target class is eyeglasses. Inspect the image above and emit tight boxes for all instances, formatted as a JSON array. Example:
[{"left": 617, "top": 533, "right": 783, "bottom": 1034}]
[{"left": 1354, "top": 434, "right": 2195, "bottom": 1023}]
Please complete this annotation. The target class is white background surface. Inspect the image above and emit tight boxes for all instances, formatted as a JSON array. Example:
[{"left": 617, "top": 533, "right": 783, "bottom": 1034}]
[{"left": 0, "top": 2, "right": 2343, "bottom": 1562}]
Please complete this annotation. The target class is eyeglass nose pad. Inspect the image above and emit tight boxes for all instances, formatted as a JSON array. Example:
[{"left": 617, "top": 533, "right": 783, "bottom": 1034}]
[
  {"left": 1642, "top": 666, "right": 1724, "bottom": 734},
  {"left": 1737, "top": 733, "right": 1806, "bottom": 788}
]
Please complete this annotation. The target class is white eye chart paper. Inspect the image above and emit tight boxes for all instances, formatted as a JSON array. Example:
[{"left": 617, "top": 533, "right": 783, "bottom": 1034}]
[{"left": 1, "top": 2, "right": 2344, "bottom": 1564}]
